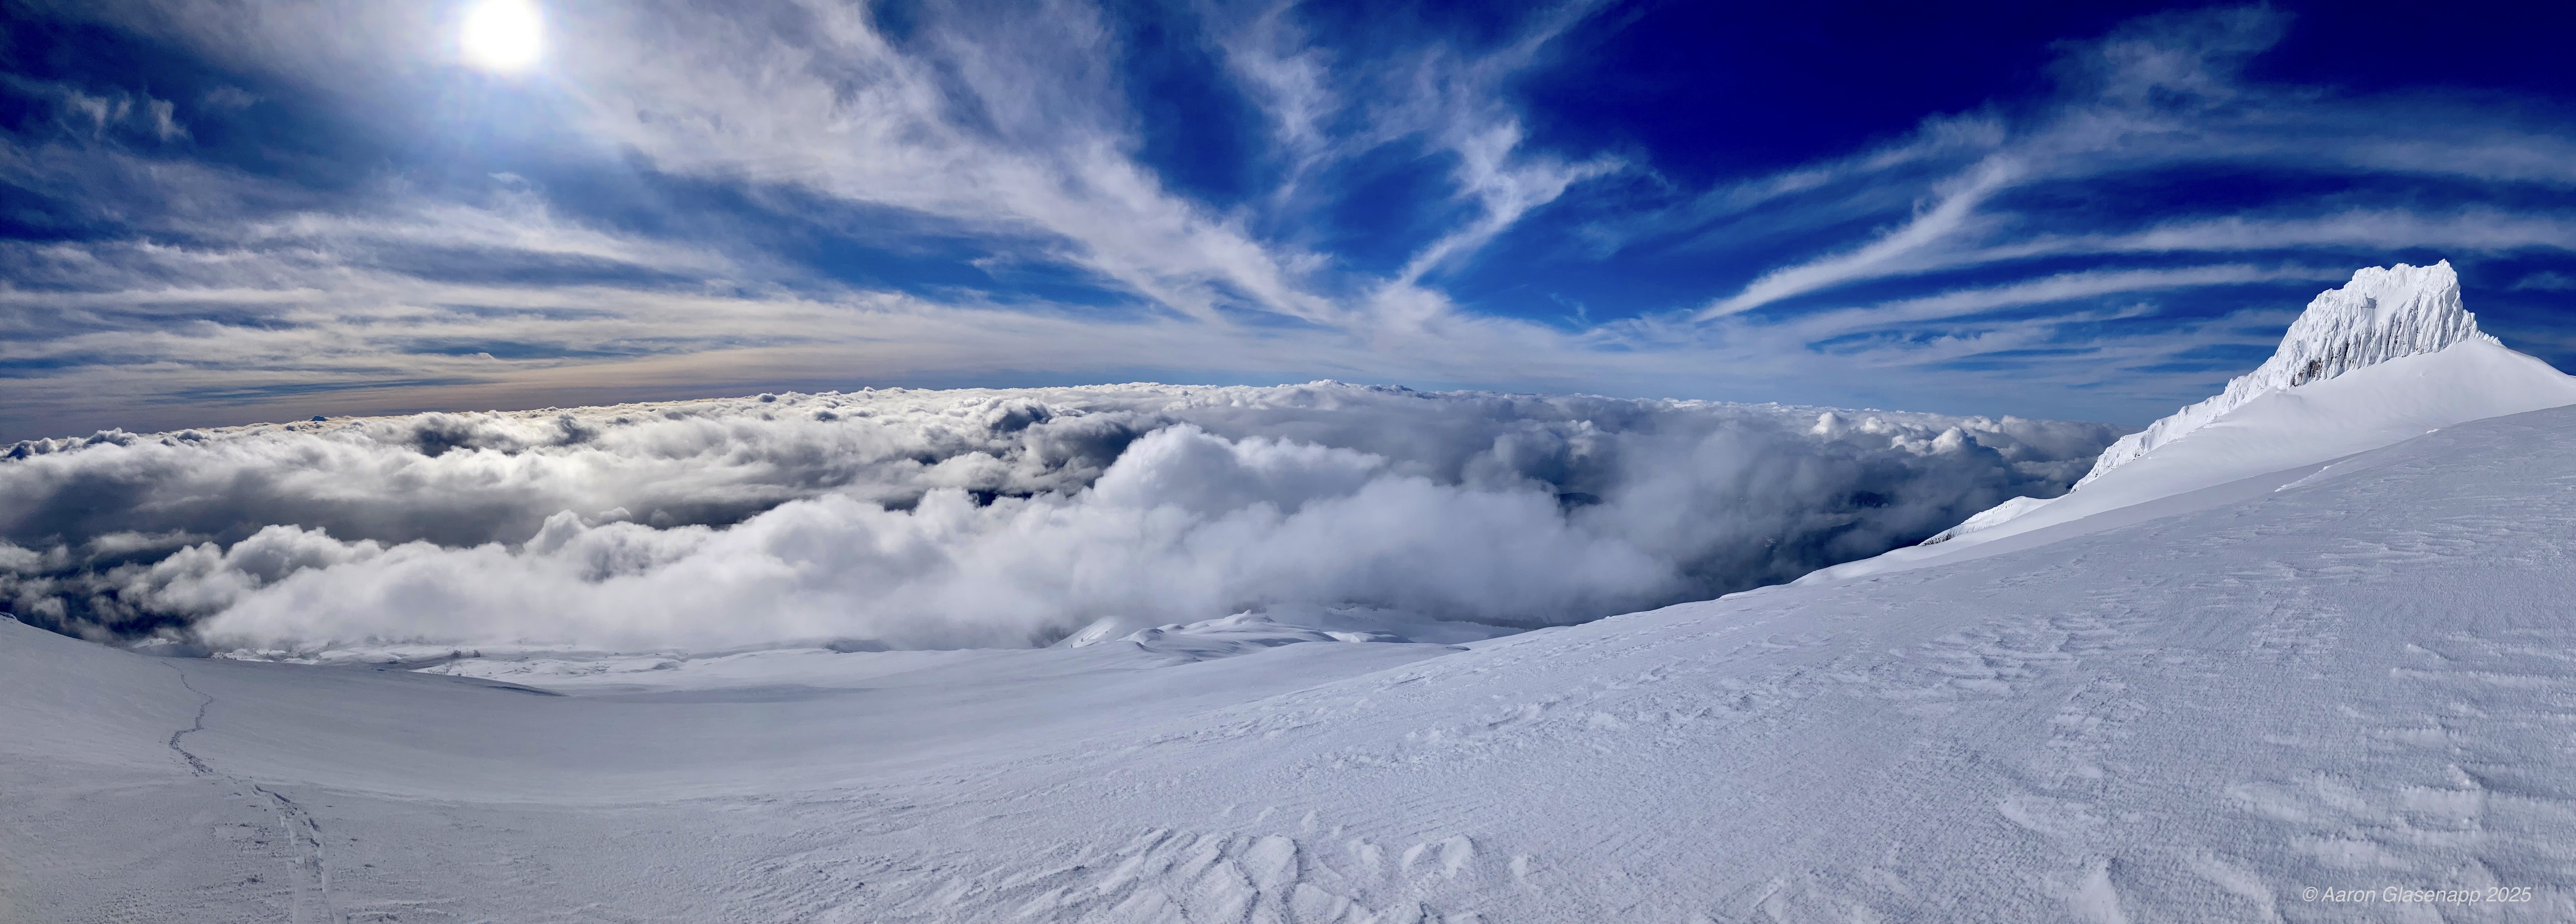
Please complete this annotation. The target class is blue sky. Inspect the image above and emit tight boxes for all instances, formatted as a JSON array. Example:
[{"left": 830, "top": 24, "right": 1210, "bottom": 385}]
[{"left": 2, "top": 0, "right": 2569, "bottom": 439}]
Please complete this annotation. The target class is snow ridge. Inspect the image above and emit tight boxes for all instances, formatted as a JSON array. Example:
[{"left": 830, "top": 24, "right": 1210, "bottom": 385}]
[{"left": 2076, "top": 261, "right": 2493, "bottom": 487}]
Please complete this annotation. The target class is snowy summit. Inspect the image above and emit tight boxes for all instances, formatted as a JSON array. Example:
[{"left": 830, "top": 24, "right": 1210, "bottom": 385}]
[
  {"left": 2079, "top": 261, "right": 2497, "bottom": 486},
  {"left": 1899, "top": 261, "right": 2574, "bottom": 558}
]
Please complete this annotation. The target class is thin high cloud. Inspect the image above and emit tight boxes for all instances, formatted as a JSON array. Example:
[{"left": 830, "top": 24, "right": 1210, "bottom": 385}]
[
  {"left": 1681, "top": 8, "right": 2573, "bottom": 318},
  {"left": 0, "top": 2, "right": 2568, "bottom": 441},
  {"left": 1776, "top": 264, "right": 2342, "bottom": 338}
]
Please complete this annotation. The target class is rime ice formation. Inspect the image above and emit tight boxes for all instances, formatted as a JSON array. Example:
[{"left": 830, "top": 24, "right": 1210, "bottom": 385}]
[{"left": 2076, "top": 260, "right": 2494, "bottom": 487}]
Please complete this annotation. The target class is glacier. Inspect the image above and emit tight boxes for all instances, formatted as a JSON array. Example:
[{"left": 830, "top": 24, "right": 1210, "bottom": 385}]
[{"left": 4, "top": 262, "right": 2573, "bottom": 921}]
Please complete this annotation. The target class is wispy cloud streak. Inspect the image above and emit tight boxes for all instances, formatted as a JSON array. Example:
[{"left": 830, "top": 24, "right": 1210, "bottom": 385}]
[{"left": 0, "top": 1, "right": 2567, "bottom": 441}]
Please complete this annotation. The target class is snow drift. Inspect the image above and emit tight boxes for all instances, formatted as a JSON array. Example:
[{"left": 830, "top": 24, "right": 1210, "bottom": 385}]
[{"left": 0, "top": 383, "right": 2122, "bottom": 649}]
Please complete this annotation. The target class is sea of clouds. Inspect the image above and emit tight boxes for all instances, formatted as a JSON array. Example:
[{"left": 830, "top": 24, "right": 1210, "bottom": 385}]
[{"left": 0, "top": 383, "right": 2125, "bottom": 651}]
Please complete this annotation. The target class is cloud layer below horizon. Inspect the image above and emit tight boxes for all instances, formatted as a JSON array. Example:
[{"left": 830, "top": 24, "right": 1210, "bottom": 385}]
[
  {"left": 0, "top": 383, "right": 2122, "bottom": 649},
  {"left": 0, "top": 1, "right": 2568, "bottom": 438}
]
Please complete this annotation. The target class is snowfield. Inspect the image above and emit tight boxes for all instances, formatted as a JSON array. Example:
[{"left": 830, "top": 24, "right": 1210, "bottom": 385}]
[{"left": 4, "top": 264, "right": 2571, "bottom": 922}]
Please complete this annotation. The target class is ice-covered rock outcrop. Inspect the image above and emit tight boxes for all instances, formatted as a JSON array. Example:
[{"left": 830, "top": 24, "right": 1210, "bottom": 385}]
[{"left": 2074, "top": 261, "right": 2494, "bottom": 487}]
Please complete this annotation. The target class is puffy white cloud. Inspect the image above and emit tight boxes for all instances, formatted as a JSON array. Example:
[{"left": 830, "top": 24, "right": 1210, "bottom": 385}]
[{"left": 0, "top": 383, "right": 2122, "bottom": 649}]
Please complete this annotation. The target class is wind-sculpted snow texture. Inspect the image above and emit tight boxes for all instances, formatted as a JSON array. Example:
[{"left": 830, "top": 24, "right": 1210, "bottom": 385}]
[
  {"left": 2079, "top": 261, "right": 2493, "bottom": 486},
  {"left": 0, "top": 383, "right": 2121, "bottom": 649},
  {"left": 4, "top": 406, "right": 2567, "bottom": 922}
]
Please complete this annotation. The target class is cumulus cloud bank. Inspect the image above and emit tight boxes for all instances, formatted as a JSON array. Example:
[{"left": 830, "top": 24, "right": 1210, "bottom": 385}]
[{"left": 0, "top": 384, "right": 2122, "bottom": 650}]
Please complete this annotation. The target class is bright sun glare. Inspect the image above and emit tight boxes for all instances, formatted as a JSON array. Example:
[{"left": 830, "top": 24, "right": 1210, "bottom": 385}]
[{"left": 460, "top": 0, "right": 543, "bottom": 72}]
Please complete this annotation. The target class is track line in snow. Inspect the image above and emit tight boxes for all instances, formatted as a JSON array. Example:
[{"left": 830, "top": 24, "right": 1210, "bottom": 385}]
[
  {"left": 164, "top": 662, "right": 216, "bottom": 776},
  {"left": 162, "top": 662, "right": 347, "bottom": 924}
]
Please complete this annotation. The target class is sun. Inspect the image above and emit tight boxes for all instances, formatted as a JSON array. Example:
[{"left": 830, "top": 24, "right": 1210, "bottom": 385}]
[{"left": 460, "top": 0, "right": 543, "bottom": 72}]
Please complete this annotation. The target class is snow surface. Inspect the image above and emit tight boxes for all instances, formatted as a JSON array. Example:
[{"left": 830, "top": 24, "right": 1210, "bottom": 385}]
[
  {"left": 1916, "top": 494, "right": 2051, "bottom": 546},
  {"left": 6, "top": 405, "right": 2572, "bottom": 920}
]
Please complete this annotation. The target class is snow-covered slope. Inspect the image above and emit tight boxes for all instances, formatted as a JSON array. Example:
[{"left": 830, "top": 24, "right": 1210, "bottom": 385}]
[
  {"left": 1818, "top": 263, "right": 2576, "bottom": 583},
  {"left": 2077, "top": 261, "right": 2494, "bottom": 487},
  {"left": 7, "top": 405, "right": 2570, "bottom": 921}
]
